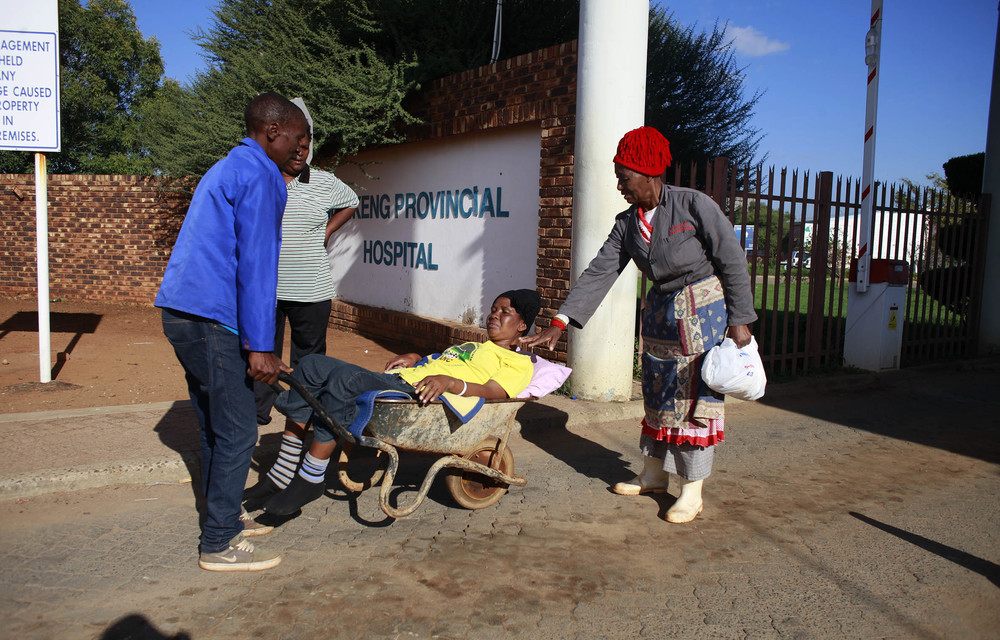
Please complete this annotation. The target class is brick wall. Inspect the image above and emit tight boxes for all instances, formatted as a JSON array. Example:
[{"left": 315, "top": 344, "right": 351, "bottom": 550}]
[
  {"left": 0, "top": 41, "right": 579, "bottom": 360},
  {"left": 330, "top": 299, "right": 488, "bottom": 355},
  {"left": 330, "top": 41, "right": 578, "bottom": 359},
  {"left": 1, "top": 174, "right": 190, "bottom": 304}
]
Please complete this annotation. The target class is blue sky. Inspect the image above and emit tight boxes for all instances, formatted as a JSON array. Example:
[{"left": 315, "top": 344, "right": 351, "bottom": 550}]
[{"left": 130, "top": 0, "right": 997, "bottom": 187}]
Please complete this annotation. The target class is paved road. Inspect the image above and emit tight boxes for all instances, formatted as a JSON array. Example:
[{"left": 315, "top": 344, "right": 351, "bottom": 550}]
[{"left": 1, "top": 360, "right": 998, "bottom": 639}]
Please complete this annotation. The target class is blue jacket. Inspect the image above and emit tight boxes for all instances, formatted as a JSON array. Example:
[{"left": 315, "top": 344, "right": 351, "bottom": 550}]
[{"left": 155, "top": 138, "right": 286, "bottom": 352}]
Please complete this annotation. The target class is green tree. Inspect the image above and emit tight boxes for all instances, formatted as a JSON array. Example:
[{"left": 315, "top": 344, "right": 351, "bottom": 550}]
[
  {"left": 645, "top": 8, "right": 763, "bottom": 166},
  {"left": 895, "top": 169, "right": 979, "bottom": 317},
  {"left": 364, "top": 0, "right": 579, "bottom": 85},
  {"left": 148, "top": 1, "right": 764, "bottom": 175},
  {"left": 895, "top": 172, "right": 959, "bottom": 214},
  {"left": 942, "top": 152, "right": 984, "bottom": 199},
  {"left": 901, "top": 172, "right": 949, "bottom": 193},
  {"left": 366, "top": 2, "right": 762, "bottom": 166},
  {"left": 147, "top": 0, "right": 415, "bottom": 176},
  {"left": 0, "top": 0, "right": 165, "bottom": 174}
]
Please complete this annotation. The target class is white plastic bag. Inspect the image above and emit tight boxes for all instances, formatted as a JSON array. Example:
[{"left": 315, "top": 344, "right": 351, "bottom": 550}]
[{"left": 701, "top": 336, "right": 767, "bottom": 401}]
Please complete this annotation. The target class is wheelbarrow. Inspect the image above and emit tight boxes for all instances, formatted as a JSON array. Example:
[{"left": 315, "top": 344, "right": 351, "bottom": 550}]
[{"left": 276, "top": 372, "right": 529, "bottom": 519}]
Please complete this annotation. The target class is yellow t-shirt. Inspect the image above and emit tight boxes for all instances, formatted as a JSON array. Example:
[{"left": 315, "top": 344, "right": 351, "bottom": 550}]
[{"left": 396, "top": 341, "right": 532, "bottom": 399}]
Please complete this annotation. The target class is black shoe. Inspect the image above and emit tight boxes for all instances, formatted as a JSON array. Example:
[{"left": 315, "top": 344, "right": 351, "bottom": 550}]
[
  {"left": 264, "top": 475, "right": 326, "bottom": 516},
  {"left": 257, "top": 415, "right": 273, "bottom": 426},
  {"left": 243, "top": 476, "right": 282, "bottom": 512}
]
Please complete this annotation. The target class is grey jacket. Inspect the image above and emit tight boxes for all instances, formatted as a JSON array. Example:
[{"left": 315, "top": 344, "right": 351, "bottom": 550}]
[{"left": 559, "top": 185, "right": 757, "bottom": 328}]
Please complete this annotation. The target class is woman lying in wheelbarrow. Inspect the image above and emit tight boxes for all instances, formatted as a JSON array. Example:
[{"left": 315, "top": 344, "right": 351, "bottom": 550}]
[{"left": 246, "top": 289, "right": 541, "bottom": 516}]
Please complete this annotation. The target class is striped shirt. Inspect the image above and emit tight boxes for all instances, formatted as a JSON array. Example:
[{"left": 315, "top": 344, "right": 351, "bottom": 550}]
[{"left": 276, "top": 166, "right": 359, "bottom": 302}]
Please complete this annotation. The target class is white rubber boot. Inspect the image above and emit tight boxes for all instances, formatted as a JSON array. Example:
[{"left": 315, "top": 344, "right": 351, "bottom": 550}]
[
  {"left": 666, "top": 477, "right": 704, "bottom": 523},
  {"left": 612, "top": 455, "right": 669, "bottom": 496}
]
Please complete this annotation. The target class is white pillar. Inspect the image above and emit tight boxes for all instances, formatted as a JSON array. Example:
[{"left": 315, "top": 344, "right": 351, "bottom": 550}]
[
  {"left": 35, "top": 153, "right": 51, "bottom": 383},
  {"left": 567, "top": 0, "right": 648, "bottom": 401},
  {"left": 979, "top": 2, "right": 1000, "bottom": 354}
]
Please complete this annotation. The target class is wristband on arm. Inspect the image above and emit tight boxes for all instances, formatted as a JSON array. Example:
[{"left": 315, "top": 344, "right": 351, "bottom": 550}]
[{"left": 550, "top": 316, "right": 567, "bottom": 331}]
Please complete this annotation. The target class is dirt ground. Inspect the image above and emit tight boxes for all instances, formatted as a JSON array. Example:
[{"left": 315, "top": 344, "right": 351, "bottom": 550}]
[{"left": 0, "top": 297, "right": 406, "bottom": 414}]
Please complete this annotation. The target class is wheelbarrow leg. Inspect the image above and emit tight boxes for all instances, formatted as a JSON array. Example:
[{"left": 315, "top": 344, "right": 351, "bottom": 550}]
[
  {"left": 491, "top": 410, "right": 518, "bottom": 472},
  {"left": 336, "top": 441, "right": 388, "bottom": 493}
]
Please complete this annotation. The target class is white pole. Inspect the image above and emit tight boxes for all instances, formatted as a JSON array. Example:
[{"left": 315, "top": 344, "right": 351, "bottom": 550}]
[
  {"left": 35, "top": 152, "right": 52, "bottom": 383},
  {"left": 567, "top": 0, "right": 648, "bottom": 401},
  {"left": 979, "top": 1, "right": 1000, "bottom": 354},
  {"left": 858, "top": 0, "right": 883, "bottom": 293}
]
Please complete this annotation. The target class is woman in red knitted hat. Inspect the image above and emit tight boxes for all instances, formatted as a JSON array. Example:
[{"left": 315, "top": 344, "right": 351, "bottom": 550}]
[{"left": 522, "top": 126, "right": 756, "bottom": 524}]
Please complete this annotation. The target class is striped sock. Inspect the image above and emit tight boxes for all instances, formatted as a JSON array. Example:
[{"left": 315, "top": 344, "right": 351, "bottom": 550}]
[
  {"left": 297, "top": 452, "right": 329, "bottom": 484},
  {"left": 266, "top": 434, "right": 304, "bottom": 490}
]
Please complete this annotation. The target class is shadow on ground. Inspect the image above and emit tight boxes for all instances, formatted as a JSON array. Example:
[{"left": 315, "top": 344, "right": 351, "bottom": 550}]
[
  {"left": 0, "top": 311, "right": 103, "bottom": 380},
  {"left": 517, "top": 403, "right": 637, "bottom": 487},
  {"left": 759, "top": 358, "right": 1000, "bottom": 465},
  {"left": 152, "top": 402, "right": 202, "bottom": 502},
  {"left": 99, "top": 613, "right": 191, "bottom": 640},
  {"left": 851, "top": 511, "right": 1000, "bottom": 587}
]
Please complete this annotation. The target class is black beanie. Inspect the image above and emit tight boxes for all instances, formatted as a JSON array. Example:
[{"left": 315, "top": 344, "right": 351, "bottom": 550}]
[{"left": 497, "top": 289, "right": 541, "bottom": 336}]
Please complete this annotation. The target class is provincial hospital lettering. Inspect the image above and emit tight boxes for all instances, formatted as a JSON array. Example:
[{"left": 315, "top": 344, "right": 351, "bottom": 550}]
[{"left": 356, "top": 186, "right": 510, "bottom": 221}]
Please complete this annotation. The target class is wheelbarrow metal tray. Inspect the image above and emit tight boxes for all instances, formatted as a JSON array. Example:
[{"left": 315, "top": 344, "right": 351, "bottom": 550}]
[{"left": 366, "top": 397, "right": 526, "bottom": 455}]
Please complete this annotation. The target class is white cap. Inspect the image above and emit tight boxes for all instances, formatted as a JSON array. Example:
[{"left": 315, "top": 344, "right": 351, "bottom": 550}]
[{"left": 290, "top": 97, "right": 314, "bottom": 165}]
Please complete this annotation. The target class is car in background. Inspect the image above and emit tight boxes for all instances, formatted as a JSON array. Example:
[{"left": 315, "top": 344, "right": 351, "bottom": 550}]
[{"left": 788, "top": 250, "right": 812, "bottom": 270}]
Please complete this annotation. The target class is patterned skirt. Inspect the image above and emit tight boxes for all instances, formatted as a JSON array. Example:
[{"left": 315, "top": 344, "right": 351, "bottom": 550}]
[{"left": 639, "top": 275, "right": 728, "bottom": 448}]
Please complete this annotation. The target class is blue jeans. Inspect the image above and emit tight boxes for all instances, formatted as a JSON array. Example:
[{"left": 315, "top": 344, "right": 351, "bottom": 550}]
[
  {"left": 275, "top": 354, "right": 415, "bottom": 443},
  {"left": 161, "top": 308, "right": 258, "bottom": 553},
  {"left": 253, "top": 298, "right": 333, "bottom": 422}
]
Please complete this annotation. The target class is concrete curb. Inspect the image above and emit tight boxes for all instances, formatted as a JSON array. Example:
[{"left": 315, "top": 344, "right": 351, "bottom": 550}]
[
  {"left": 0, "top": 396, "right": 647, "bottom": 500},
  {"left": 0, "top": 454, "right": 199, "bottom": 499},
  {"left": 0, "top": 401, "right": 183, "bottom": 425}
]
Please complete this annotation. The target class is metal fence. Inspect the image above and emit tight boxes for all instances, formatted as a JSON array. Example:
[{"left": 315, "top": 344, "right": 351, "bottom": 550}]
[{"left": 649, "top": 158, "right": 990, "bottom": 375}]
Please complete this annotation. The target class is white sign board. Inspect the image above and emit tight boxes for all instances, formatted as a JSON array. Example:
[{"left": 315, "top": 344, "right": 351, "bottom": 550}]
[
  {"left": 331, "top": 125, "right": 541, "bottom": 326},
  {"left": 0, "top": 0, "right": 60, "bottom": 152}
]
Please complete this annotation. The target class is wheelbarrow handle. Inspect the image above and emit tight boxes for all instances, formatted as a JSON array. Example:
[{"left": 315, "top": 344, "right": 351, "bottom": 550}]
[{"left": 271, "top": 371, "right": 357, "bottom": 445}]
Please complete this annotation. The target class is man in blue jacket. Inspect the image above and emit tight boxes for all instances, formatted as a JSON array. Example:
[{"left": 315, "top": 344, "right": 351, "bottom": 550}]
[{"left": 156, "top": 92, "right": 309, "bottom": 571}]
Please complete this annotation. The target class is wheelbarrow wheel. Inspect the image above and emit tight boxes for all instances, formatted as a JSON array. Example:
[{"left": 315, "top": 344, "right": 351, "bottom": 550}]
[{"left": 445, "top": 437, "right": 513, "bottom": 510}]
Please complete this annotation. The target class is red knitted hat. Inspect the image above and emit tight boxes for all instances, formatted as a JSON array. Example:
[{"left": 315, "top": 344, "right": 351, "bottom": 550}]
[{"left": 613, "top": 126, "right": 672, "bottom": 176}]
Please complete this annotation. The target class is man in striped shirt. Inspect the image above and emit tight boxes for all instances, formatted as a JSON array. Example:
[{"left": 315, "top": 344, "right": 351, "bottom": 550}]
[{"left": 253, "top": 99, "right": 359, "bottom": 443}]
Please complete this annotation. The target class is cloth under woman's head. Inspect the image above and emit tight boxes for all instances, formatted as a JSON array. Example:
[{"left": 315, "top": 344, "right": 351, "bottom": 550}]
[
  {"left": 613, "top": 126, "right": 672, "bottom": 177},
  {"left": 496, "top": 289, "right": 541, "bottom": 335}
]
